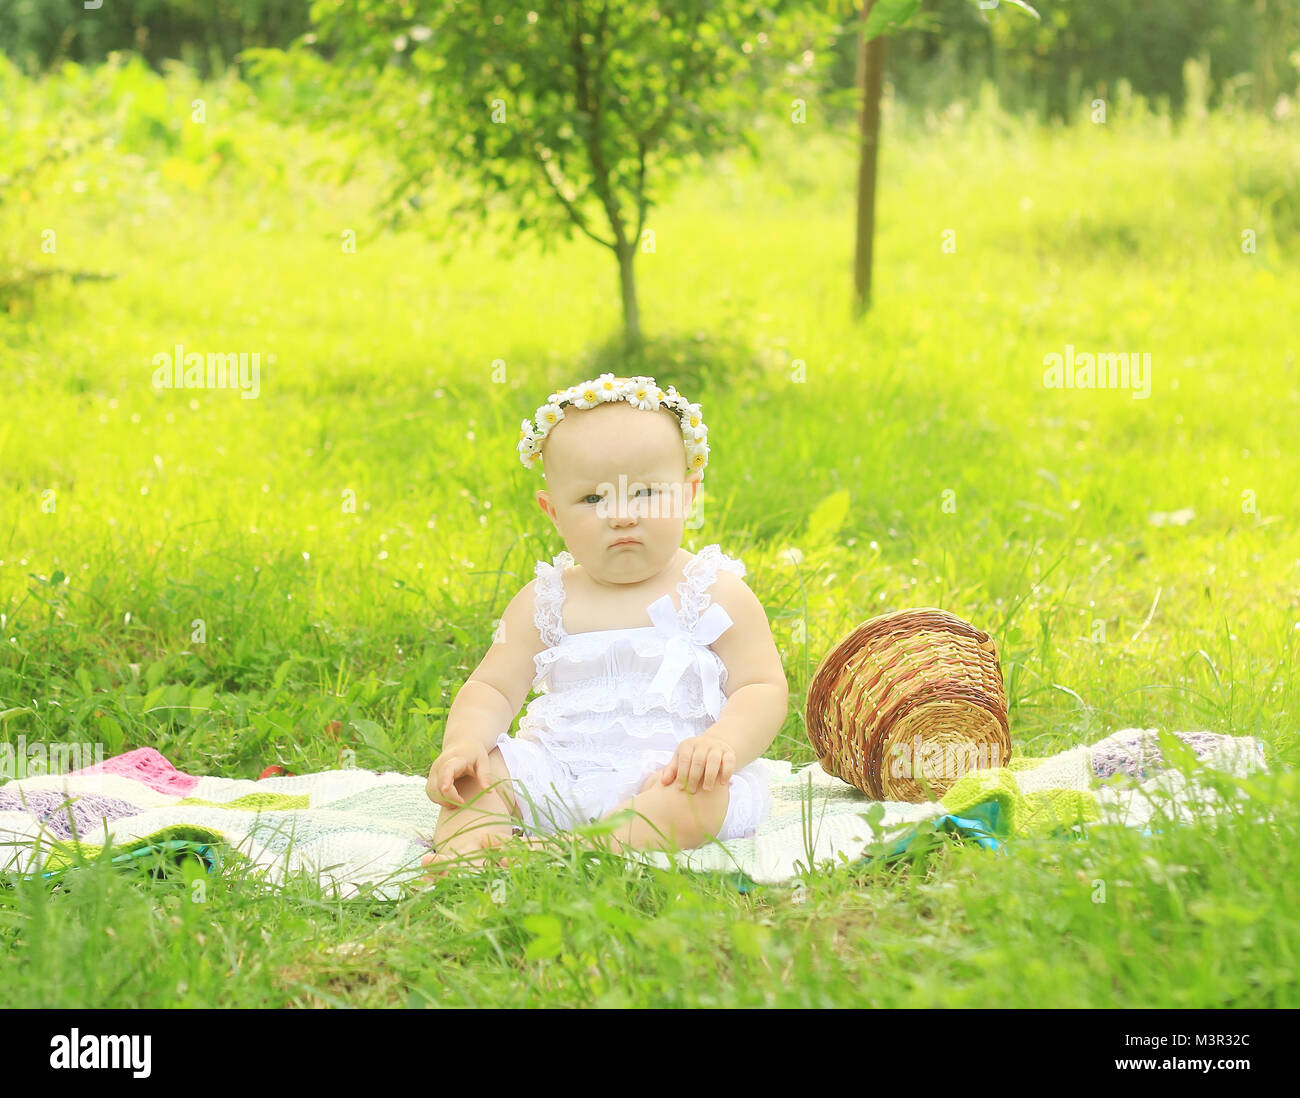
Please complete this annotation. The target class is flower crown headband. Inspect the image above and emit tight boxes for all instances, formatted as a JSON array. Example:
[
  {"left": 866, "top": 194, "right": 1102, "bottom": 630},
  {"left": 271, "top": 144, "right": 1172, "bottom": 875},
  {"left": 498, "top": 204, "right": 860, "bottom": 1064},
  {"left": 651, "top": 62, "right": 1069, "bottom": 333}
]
[{"left": 517, "top": 373, "right": 710, "bottom": 481}]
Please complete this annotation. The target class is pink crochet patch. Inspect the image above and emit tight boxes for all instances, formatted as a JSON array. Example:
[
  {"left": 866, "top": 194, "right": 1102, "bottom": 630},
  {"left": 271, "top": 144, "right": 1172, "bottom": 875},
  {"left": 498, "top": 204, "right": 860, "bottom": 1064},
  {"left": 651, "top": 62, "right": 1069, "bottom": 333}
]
[{"left": 69, "top": 746, "right": 200, "bottom": 795}]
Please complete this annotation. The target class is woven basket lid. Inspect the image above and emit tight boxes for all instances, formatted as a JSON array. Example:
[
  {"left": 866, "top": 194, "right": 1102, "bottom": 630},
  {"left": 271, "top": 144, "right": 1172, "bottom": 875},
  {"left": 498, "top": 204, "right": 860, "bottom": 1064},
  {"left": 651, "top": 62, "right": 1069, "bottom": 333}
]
[{"left": 805, "top": 607, "right": 1011, "bottom": 802}]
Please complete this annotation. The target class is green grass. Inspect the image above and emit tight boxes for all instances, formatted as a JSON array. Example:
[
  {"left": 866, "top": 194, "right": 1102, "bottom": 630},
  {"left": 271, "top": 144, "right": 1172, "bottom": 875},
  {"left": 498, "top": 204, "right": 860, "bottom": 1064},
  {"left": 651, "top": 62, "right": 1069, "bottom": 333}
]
[{"left": 1, "top": 56, "right": 1298, "bottom": 1007}]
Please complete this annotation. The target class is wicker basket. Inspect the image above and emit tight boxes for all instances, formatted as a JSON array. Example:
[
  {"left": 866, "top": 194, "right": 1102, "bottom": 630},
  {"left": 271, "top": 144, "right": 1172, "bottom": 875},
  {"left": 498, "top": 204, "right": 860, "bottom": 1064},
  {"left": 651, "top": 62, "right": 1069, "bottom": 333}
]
[{"left": 804, "top": 608, "right": 1011, "bottom": 802}]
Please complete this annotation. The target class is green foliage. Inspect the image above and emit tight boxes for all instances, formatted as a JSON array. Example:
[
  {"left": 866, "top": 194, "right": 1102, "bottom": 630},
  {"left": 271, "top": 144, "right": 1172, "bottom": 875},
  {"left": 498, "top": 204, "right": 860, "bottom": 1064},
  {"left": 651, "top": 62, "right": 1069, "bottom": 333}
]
[
  {"left": 0, "top": 51, "right": 283, "bottom": 299},
  {"left": 3, "top": 0, "right": 1297, "bottom": 133},
  {"left": 0, "top": 0, "right": 310, "bottom": 78},
  {"left": 267, "top": 0, "right": 785, "bottom": 243},
  {"left": 820, "top": 0, "right": 1300, "bottom": 124},
  {"left": 863, "top": 0, "right": 924, "bottom": 41},
  {"left": 244, "top": 0, "right": 837, "bottom": 344}
]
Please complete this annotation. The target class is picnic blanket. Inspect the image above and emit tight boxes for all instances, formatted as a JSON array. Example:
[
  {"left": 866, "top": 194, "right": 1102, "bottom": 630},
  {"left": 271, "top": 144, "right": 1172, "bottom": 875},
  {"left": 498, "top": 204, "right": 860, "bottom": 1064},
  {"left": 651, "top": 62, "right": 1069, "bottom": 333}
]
[{"left": 0, "top": 729, "right": 1269, "bottom": 900}]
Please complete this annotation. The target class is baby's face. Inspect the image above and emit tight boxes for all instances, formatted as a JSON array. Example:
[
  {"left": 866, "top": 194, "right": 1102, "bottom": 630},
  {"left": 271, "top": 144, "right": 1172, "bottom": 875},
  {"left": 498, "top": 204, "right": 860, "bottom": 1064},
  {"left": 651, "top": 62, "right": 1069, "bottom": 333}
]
[{"left": 535, "top": 402, "right": 700, "bottom": 585}]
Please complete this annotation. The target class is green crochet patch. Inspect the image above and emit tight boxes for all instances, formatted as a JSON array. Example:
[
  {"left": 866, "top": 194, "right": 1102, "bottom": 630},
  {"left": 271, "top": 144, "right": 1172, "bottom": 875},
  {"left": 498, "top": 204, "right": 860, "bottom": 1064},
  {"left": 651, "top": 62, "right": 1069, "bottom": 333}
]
[
  {"left": 940, "top": 767, "right": 1101, "bottom": 836},
  {"left": 177, "top": 792, "right": 310, "bottom": 811},
  {"left": 41, "top": 824, "right": 227, "bottom": 872}
]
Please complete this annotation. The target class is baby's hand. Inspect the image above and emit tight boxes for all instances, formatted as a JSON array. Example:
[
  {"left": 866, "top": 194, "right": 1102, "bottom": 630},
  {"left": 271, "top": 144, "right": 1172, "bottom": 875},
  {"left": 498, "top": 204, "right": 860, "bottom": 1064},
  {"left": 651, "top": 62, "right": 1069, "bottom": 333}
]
[
  {"left": 426, "top": 742, "right": 492, "bottom": 810},
  {"left": 661, "top": 734, "right": 736, "bottom": 794}
]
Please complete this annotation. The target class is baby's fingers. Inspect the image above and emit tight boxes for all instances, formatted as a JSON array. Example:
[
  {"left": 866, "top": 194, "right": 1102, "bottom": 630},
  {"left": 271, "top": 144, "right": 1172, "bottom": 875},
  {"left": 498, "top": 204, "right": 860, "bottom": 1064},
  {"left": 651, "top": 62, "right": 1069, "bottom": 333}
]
[
  {"left": 675, "top": 750, "right": 697, "bottom": 793},
  {"left": 438, "top": 760, "right": 466, "bottom": 806},
  {"left": 702, "top": 751, "right": 723, "bottom": 792},
  {"left": 660, "top": 757, "right": 678, "bottom": 785},
  {"left": 685, "top": 751, "right": 708, "bottom": 794}
]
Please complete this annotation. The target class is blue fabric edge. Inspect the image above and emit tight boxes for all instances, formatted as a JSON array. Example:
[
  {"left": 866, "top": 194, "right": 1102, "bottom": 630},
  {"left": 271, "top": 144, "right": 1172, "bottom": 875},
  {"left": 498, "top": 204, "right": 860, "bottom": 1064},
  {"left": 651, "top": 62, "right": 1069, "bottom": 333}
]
[{"left": 29, "top": 839, "right": 222, "bottom": 884}]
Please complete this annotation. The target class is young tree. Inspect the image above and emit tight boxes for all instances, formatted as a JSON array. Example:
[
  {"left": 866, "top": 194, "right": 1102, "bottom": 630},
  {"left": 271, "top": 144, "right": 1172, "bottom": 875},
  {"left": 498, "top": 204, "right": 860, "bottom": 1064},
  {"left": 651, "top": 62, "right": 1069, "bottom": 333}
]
[
  {"left": 849, "top": 0, "right": 1036, "bottom": 316},
  {"left": 853, "top": 0, "right": 895, "bottom": 317},
  {"left": 250, "top": 0, "right": 832, "bottom": 354}
]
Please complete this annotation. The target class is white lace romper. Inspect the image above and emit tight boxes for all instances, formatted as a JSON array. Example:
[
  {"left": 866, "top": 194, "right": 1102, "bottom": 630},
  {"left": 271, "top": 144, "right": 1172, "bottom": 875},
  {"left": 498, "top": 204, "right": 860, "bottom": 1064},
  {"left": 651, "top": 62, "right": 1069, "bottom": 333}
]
[{"left": 492, "top": 543, "right": 774, "bottom": 843}]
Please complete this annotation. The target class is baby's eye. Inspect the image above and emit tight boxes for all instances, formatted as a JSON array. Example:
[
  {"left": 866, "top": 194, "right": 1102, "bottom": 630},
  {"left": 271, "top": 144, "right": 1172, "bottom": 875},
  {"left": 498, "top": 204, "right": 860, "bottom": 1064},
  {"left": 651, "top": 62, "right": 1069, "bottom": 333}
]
[{"left": 581, "top": 488, "right": 654, "bottom": 503}]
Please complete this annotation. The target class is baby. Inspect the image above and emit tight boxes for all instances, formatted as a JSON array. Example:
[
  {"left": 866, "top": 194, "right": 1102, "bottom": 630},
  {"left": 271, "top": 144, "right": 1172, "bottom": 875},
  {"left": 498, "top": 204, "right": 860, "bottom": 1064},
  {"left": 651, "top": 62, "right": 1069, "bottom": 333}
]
[{"left": 421, "top": 374, "right": 788, "bottom": 876}]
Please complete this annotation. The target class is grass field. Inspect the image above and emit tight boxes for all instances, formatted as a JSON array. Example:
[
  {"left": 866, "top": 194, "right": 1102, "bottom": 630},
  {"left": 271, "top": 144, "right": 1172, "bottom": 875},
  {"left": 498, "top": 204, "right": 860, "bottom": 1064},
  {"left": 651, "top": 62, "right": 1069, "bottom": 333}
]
[{"left": 2, "top": 55, "right": 1298, "bottom": 1007}]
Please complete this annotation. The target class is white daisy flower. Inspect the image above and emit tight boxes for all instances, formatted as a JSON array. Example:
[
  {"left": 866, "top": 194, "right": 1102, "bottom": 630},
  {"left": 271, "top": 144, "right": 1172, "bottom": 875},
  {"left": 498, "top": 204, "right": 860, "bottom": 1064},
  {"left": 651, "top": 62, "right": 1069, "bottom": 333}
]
[
  {"left": 627, "top": 379, "right": 660, "bottom": 411},
  {"left": 534, "top": 403, "right": 564, "bottom": 433},
  {"left": 570, "top": 382, "right": 602, "bottom": 409}
]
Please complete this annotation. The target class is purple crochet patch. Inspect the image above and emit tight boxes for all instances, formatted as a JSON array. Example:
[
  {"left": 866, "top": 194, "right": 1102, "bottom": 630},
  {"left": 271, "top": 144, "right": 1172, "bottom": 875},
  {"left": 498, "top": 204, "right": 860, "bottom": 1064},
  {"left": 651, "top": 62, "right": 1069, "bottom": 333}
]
[
  {"left": 1090, "top": 731, "right": 1226, "bottom": 781},
  {"left": 0, "top": 788, "right": 143, "bottom": 841}
]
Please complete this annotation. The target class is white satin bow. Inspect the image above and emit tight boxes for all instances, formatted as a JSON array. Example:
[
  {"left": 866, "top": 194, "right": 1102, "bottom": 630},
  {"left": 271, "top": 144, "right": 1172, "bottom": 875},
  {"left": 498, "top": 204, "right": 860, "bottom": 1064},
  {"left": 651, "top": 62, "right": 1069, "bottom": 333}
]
[{"left": 645, "top": 595, "right": 735, "bottom": 721}]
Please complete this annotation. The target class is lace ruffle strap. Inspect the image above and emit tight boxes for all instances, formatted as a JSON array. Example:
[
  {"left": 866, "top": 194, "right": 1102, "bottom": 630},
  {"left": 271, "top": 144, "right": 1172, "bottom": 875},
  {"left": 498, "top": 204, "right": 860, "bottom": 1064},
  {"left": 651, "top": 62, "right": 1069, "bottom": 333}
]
[
  {"left": 676, "top": 544, "right": 746, "bottom": 631},
  {"left": 533, "top": 550, "right": 573, "bottom": 647}
]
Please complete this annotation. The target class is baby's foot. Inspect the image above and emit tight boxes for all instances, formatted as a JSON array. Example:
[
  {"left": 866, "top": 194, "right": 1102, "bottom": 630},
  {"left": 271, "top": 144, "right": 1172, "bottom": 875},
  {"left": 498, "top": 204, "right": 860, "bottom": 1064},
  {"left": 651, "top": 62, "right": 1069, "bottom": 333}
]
[
  {"left": 419, "top": 833, "right": 511, "bottom": 882},
  {"left": 418, "top": 831, "right": 553, "bottom": 883}
]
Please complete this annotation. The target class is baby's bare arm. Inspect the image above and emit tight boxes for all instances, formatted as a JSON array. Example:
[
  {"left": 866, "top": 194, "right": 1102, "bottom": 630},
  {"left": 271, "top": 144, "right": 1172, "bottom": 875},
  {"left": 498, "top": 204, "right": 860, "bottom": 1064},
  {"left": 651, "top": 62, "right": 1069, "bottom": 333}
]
[
  {"left": 703, "top": 571, "right": 790, "bottom": 770},
  {"left": 441, "top": 580, "right": 544, "bottom": 754}
]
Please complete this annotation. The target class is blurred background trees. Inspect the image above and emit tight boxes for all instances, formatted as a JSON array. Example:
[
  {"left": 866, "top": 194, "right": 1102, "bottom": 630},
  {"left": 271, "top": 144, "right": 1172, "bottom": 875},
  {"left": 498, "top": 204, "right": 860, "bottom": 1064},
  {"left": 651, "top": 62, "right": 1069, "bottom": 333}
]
[
  {"left": 0, "top": 0, "right": 310, "bottom": 78},
  {"left": 4, "top": 0, "right": 1296, "bottom": 329},
  {"left": 3, "top": 0, "right": 1296, "bottom": 122}
]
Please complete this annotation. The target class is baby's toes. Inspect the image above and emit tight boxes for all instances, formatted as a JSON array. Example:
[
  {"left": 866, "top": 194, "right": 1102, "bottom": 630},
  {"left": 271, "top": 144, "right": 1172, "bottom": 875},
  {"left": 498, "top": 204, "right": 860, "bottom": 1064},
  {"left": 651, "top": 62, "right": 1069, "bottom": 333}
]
[{"left": 417, "top": 858, "right": 450, "bottom": 886}]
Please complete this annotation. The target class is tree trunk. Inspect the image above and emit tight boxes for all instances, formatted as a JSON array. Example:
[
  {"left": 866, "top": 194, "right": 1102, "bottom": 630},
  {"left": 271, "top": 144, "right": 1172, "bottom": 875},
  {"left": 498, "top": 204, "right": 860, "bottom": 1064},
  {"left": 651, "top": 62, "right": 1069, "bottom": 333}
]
[
  {"left": 853, "top": 2, "right": 886, "bottom": 318},
  {"left": 616, "top": 242, "right": 643, "bottom": 355}
]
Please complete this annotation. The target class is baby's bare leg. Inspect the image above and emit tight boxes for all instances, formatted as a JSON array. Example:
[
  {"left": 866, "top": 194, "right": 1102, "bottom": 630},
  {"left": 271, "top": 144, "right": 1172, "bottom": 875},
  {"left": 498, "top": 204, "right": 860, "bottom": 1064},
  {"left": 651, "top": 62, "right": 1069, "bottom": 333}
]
[
  {"left": 422, "top": 746, "right": 523, "bottom": 873},
  {"left": 591, "top": 777, "right": 731, "bottom": 856}
]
